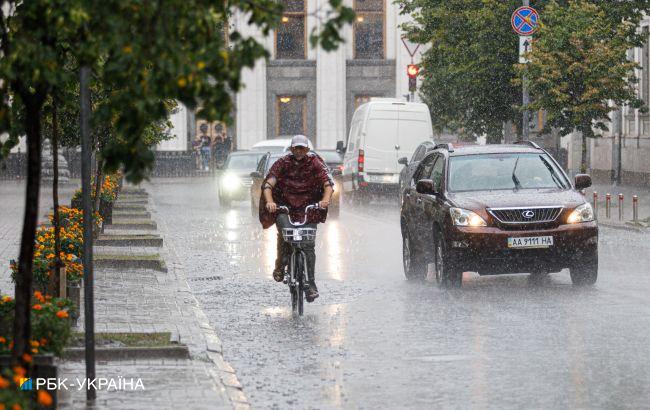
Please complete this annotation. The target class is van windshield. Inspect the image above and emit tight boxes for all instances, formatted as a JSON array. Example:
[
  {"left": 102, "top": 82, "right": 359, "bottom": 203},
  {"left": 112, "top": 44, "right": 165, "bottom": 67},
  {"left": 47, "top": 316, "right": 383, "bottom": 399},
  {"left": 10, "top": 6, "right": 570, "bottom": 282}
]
[{"left": 448, "top": 153, "right": 569, "bottom": 192}]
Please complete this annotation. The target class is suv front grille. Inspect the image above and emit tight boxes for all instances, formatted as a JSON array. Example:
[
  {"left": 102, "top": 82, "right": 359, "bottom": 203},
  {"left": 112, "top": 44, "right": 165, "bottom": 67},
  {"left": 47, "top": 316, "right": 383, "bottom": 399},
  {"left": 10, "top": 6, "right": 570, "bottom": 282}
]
[{"left": 487, "top": 206, "right": 563, "bottom": 224}]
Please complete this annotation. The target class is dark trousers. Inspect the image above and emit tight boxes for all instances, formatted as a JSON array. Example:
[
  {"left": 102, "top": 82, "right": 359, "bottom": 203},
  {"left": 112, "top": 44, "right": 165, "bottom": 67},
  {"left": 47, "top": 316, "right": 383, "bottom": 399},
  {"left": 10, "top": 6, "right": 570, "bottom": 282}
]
[{"left": 275, "top": 214, "right": 317, "bottom": 283}]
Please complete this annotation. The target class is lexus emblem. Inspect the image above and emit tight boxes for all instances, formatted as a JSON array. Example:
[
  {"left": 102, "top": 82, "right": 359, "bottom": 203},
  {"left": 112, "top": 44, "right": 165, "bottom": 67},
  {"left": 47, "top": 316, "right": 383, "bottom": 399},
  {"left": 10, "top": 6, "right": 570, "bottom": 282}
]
[{"left": 522, "top": 210, "right": 535, "bottom": 219}]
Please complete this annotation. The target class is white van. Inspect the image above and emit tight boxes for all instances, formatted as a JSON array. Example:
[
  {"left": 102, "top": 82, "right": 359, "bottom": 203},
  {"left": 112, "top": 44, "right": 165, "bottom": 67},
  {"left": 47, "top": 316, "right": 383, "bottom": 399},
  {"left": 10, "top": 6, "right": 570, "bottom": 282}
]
[{"left": 338, "top": 99, "right": 433, "bottom": 193}]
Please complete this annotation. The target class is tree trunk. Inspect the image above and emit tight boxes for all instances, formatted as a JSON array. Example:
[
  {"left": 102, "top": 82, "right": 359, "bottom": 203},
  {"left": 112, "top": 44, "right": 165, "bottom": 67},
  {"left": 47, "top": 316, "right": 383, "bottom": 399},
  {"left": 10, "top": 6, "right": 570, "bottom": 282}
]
[
  {"left": 581, "top": 121, "right": 593, "bottom": 174},
  {"left": 52, "top": 105, "right": 61, "bottom": 296},
  {"left": 93, "top": 160, "right": 103, "bottom": 213},
  {"left": 12, "top": 102, "right": 42, "bottom": 364},
  {"left": 485, "top": 123, "right": 503, "bottom": 144}
]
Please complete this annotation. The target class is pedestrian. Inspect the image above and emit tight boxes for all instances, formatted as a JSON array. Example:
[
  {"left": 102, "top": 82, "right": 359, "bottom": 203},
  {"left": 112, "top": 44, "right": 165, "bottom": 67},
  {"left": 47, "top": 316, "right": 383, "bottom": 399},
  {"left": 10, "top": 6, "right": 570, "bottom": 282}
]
[{"left": 200, "top": 133, "right": 212, "bottom": 171}]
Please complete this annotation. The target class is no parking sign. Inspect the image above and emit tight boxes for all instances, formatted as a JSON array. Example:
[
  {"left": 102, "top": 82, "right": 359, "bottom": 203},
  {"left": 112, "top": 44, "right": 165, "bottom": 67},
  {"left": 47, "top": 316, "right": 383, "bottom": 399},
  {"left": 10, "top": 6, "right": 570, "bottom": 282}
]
[{"left": 511, "top": 6, "right": 539, "bottom": 36}]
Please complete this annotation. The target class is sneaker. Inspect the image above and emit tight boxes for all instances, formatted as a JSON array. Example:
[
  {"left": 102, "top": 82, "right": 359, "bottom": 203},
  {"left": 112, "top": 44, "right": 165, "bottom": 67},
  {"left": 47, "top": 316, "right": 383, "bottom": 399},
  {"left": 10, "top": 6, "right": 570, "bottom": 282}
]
[
  {"left": 305, "top": 282, "right": 319, "bottom": 302},
  {"left": 272, "top": 269, "right": 284, "bottom": 282}
]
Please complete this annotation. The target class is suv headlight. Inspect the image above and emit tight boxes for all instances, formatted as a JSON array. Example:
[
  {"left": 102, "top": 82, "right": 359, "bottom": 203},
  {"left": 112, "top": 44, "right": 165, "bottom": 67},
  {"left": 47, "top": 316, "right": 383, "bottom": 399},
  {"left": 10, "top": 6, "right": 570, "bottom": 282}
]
[
  {"left": 450, "top": 207, "right": 487, "bottom": 227},
  {"left": 567, "top": 203, "right": 594, "bottom": 223},
  {"left": 221, "top": 173, "right": 241, "bottom": 191}
]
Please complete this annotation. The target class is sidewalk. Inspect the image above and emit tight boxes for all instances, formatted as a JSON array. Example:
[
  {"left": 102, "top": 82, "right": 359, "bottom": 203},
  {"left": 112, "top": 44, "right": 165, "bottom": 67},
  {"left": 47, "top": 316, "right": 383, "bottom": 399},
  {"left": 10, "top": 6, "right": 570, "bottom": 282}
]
[
  {"left": 585, "top": 183, "right": 650, "bottom": 229},
  {"left": 0, "top": 181, "right": 245, "bottom": 409}
]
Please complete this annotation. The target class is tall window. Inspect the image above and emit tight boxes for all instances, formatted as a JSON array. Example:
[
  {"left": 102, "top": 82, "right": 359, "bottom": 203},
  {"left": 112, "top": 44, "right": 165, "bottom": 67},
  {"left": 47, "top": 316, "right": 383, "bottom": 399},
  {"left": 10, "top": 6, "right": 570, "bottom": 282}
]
[
  {"left": 354, "top": 0, "right": 384, "bottom": 59},
  {"left": 277, "top": 95, "right": 306, "bottom": 136},
  {"left": 276, "top": 0, "right": 306, "bottom": 59}
]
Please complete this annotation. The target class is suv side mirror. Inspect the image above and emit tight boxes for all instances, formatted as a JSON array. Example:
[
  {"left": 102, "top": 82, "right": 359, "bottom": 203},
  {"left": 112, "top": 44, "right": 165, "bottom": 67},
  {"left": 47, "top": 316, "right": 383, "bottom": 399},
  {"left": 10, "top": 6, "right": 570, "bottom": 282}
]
[
  {"left": 574, "top": 174, "right": 592, "bottom": 190},
  {"left": 250, "top": 171, "right": 262, "bottom": 179},
  {"left": 416, "top": 179, "right": 437, "bottom": 195},
  {"left": 398, "top": 157, "right": 408, "bottom": 166},
  {"left": 336, "top": 141, "right": 346, "bottom": 153}
]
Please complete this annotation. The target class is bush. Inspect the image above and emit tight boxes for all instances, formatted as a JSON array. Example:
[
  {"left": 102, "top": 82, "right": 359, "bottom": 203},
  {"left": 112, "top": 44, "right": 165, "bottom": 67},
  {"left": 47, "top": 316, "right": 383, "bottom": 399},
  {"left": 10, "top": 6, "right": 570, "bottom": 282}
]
[{"left": 0, "top": 293, "right": 75, "bottom": 358}]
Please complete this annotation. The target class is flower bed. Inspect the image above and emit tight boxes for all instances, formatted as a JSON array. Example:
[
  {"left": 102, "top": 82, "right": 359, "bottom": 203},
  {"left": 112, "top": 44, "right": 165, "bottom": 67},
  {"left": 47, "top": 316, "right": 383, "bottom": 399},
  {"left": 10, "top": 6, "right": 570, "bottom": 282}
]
[
  {"left": 0, "top": 293, "right": 71, "bottom": 409},
  {"left": 10, "top": 207, "right": 102, "bottom": 292}
]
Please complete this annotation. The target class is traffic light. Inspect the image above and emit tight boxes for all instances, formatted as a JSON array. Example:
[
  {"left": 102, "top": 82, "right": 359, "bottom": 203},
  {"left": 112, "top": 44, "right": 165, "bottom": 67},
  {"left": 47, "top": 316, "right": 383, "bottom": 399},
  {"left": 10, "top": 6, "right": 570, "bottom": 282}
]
[{"left": 407, "top": 64, "right": 419, "bottom": 92}]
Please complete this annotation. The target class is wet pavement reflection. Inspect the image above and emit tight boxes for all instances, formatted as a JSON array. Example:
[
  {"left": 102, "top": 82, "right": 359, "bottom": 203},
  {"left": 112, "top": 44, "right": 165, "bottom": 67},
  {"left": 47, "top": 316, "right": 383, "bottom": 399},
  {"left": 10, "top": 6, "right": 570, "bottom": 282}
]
[{"left": 148, "top": 178, "right": 650, "bottom": 409}]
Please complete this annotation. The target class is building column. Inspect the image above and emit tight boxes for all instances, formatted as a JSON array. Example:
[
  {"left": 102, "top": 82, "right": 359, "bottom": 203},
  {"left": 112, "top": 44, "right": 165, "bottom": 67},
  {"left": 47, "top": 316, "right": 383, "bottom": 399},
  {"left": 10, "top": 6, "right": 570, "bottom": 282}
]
[
  {"left": 234, "top": 11, "right": 269, "bottom": 149},
  {"left": 315, "top": 2, "right": 347, "bottom": 149}
]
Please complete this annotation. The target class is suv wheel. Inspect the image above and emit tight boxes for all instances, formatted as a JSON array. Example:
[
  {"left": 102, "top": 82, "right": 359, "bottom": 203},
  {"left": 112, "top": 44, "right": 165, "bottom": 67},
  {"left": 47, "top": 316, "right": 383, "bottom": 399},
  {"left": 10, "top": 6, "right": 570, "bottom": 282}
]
[
  {"left": 402, "top": 225, "right": 425, "bottom": 280},
  {"left": 434, "top": 233, "right": 462, "bottom": 288},
  {"left": 570, "top": 251, "right": 598, "bottom": 286}
]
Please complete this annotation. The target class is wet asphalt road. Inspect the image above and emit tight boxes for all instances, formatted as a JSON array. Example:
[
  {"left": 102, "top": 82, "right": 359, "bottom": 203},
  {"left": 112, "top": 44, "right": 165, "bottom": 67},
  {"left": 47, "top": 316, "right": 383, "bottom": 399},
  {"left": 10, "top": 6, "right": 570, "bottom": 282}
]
[{"left": 147, "top": 177, "right": 650, "bottom": 409}]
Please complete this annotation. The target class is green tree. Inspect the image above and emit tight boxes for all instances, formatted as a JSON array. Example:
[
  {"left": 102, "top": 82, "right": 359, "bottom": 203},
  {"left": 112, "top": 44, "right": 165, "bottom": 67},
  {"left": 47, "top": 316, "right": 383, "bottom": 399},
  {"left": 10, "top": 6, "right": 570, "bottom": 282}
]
[
  {"left": 518, "top": 0, "right": 646, "bottom": 172},
  {"left": 0, "top": 0, "right": 353, "bottom": 366},
  {"left": 399, "top": 0, "right": 523, "bottom": 143},
  {"left": 399, "top": 0, "right": 650, "bottom": 143}
]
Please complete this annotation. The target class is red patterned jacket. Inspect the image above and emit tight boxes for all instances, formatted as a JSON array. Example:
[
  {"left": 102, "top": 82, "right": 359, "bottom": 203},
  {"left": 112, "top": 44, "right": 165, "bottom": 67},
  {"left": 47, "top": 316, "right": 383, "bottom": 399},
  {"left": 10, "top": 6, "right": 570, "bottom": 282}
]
[{"left": 259, "top": 152, "right": 334, "bottom": 229}]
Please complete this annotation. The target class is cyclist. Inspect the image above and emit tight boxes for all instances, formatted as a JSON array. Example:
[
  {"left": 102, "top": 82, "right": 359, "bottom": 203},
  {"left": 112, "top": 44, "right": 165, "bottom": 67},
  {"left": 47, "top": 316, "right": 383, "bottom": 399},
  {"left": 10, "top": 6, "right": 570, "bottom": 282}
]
[{"left": 259, "top": 135, "right": 334, "bottom": 302}]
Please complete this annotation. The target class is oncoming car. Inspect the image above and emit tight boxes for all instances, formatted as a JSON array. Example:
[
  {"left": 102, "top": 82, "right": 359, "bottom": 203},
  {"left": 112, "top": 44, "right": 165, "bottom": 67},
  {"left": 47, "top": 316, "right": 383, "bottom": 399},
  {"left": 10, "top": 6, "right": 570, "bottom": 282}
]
[
  {"left": 218, "top": 151, "right": 267, "bottom": 207},
  {"left": 400, "top": 141, "right": 598, "bottom": 287}
]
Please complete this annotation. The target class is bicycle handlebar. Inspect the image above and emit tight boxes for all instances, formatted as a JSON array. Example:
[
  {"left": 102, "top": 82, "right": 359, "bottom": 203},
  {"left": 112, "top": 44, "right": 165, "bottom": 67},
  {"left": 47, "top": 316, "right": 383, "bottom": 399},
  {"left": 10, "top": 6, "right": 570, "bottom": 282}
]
[{"left": 277, "top": 204, "right": 320, "bottom": 226}]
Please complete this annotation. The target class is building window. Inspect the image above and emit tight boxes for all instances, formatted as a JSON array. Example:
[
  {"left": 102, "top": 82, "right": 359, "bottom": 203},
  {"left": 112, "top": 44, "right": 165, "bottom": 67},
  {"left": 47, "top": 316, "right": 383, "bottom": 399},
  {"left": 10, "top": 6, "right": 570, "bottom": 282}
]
[
  {"left": 354, "top": 0, "right": 384, "bottom": 59},
  {"left": 276, "top": 0, "right": 306, "bottom": 59},
  {"left": 277, "top": 95, "right": 306, "bottom": 136}
]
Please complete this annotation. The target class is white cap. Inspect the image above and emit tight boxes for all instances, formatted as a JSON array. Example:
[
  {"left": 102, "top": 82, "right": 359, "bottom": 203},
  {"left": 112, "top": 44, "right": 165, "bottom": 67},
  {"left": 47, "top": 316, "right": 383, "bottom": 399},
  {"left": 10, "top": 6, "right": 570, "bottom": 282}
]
[{"left": 290, "top": 135, "right": 310, "bottom": 148}]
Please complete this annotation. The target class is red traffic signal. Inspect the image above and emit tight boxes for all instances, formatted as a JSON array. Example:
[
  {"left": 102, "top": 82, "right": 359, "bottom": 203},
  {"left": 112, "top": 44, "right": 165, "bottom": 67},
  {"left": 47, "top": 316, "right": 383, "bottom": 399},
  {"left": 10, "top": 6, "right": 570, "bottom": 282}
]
[{"left": 407, "top": 64, "right": 419, "bottom": 79}]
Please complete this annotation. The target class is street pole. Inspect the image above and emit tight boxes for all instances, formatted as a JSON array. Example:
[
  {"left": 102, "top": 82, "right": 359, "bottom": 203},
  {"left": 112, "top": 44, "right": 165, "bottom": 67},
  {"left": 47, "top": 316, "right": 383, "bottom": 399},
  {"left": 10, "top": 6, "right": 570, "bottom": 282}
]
[
  {"left": 80, "top": 65, "right": 96, "bottom": 402},
  {"left": 520, "top": 0, "right": 530, "bottom": 142}
]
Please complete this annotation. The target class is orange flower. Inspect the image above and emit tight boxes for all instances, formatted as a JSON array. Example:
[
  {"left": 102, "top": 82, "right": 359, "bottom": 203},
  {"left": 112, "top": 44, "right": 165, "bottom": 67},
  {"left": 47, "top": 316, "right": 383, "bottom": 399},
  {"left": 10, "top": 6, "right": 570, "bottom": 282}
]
[
  {"left": 0, "top": 337, "right": 5, "bottom": 343},
  {"left": 40, "top": 338, "right": 48, "bottom": 346},
  {"left": 0, "top": 376, "right": 9, "bottom": 388},
  {"left": 56, "top": 310, "right": 69, "bottom": 319},
  {"left": 12, "top": 404, "right": 21, "bottom": 410},
  {"left": 33, "top": 291, "right": 45, "bottom": 303},
  {"left": 32, "top": 304, "right": 42, "bottom": 311},
  {"left": 37, "top": 390, "right": 53, "bottom": 406},
  {"left": 2, "top": 296, "right": 12, "bottom": 303},
  {"left": 21, "top": 353, "right": 32, "bottom": 363},
  {"left": 30, "top": 340, "right": 39, "bottom": 347}
]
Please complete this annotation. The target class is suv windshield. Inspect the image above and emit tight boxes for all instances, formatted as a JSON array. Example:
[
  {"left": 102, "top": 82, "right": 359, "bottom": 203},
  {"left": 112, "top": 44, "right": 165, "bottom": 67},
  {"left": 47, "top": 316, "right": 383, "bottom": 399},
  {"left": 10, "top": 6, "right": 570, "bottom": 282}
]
[
  {"left": 448, "top": 153, "right": 569, "bottom": 192},
  {"left": 225, "top": 154, "right": 265, "bottom": 170}
]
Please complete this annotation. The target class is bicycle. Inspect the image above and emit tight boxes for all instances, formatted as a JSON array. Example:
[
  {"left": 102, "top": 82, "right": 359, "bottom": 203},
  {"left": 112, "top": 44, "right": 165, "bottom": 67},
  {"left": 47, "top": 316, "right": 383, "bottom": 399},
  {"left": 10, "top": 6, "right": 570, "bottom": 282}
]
[{"left": 277, "top": 204, "right": 319, "bottom": 316}]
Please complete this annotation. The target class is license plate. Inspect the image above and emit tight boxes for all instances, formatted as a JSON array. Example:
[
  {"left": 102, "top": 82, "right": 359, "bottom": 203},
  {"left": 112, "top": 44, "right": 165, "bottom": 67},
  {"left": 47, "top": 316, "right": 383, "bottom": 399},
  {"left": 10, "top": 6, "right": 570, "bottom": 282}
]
[
  {"left": 367, "top": 174, "right": 395, "bottom": 183},
  {"left": 507, "top": 236, "right": 553, "bottom": 249}
]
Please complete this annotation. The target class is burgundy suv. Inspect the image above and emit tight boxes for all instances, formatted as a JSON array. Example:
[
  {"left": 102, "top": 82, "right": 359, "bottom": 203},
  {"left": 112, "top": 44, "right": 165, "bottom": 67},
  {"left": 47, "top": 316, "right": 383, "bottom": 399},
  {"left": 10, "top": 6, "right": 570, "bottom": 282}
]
[{"left": 400, "top": 142, "right": 598, "bottom": 288}]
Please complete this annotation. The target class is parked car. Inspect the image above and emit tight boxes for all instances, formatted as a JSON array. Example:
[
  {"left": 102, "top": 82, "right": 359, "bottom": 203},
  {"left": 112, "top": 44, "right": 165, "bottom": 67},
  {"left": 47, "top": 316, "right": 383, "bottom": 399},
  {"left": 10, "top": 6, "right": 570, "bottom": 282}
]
[
  {"left": 251, "top": 138, "right": 314, "bottom": 152},
  {"left": 337, "top": 99, "right": 433, "bottom": 196},
  {"left": 400, "top": 141, "right": 598, "bottom": 287},
  {"left": 398, "top": 140, "right": 436, "bottom": 204},
  {"left": 218, "top": 151, "right": 267, "bottom": 207},
  {"left": 250, "top": 152, "right": 342, "bottom": 218}
]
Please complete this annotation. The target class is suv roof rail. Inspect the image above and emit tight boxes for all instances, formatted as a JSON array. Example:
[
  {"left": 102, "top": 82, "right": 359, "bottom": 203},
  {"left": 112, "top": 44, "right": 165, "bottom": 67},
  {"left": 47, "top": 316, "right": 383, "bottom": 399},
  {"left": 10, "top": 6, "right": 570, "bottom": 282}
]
[
  {"left": 434, "top": 143, "right": 455, "bottom": 153},
  {"left": 513, "top": 140, "right": 541, "bottom": 149}
]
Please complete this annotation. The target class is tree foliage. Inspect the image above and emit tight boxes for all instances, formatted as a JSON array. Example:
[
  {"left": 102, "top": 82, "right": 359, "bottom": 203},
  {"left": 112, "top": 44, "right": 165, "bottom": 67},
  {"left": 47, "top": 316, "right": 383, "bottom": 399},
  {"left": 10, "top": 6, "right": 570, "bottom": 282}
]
[
  {"left": 518, "top": 0, "right": 646, "bottom": 171},
  {"left": 399, "top": 0, "right": 650, "bottom": 143}
]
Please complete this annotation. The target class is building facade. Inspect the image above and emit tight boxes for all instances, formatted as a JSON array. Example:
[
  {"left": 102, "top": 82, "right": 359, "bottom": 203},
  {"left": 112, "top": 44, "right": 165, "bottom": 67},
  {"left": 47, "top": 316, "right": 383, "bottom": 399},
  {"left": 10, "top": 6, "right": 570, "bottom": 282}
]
[{"left": 161, "top": 0, "right": 424, "bottom": 152}]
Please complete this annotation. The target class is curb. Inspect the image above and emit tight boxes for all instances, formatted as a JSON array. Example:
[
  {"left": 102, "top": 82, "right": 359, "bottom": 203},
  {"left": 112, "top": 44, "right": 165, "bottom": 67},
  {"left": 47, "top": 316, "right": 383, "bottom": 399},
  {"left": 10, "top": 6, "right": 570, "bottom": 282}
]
[
  {"left": 598, "top": 220, "right": 648, "bottom": 233},
  {"left": 94, "top": 254, "right": 168, "bottom": 272},
  {"left": 146, "top": 183, "right": 251, "bottom": 409},
  {"left": 63, "top": 345, "right": 190, "bottom": 361}
]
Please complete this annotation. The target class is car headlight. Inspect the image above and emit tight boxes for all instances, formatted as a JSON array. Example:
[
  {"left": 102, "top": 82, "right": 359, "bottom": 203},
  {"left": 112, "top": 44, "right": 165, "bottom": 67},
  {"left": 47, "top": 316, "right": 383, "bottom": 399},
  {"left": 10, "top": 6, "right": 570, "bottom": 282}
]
[
  {"left": 567, "top": 203, "right": 594, "bottom": 223},
  {"left": 450, "top": 207, "right": 487, "bottom": 227},
  {"left": 221, "top": 173, "right": 241, "bottom": 191}
]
